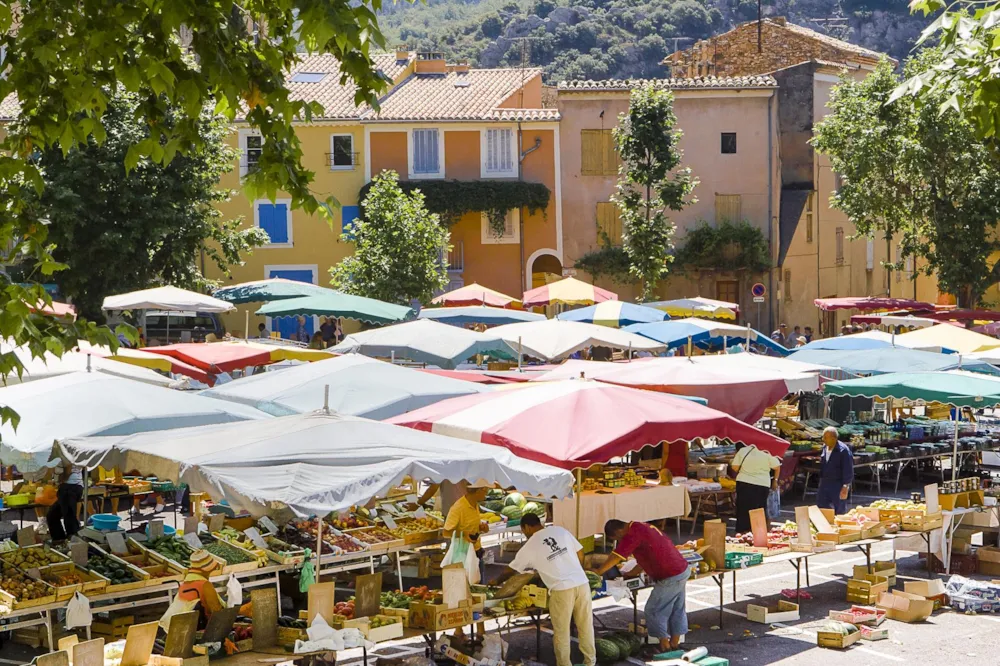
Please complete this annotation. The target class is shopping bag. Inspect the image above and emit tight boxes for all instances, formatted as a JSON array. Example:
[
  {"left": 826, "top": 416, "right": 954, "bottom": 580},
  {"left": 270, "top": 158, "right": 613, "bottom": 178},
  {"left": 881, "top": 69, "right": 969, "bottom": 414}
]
[
  {"left": 442, "top": 533, "right": 469, "bottom": 568},
  {"left": 299, "top": 548, "right": 315, "bottom": 593},
  {"left": 65, "top": 591, "right": 92, "bottom": 629},
  {"left": 766, "top": 489, "right": 781, "bottom": 519},
  {"left": 159, "top": 595, "right": 200, "bottom": 632},
  {"left": 226, "top": 574, "right": 243, "bottom": 608},
  {"left": 464, "top": 544, "right": 481, "bottom": 585}
]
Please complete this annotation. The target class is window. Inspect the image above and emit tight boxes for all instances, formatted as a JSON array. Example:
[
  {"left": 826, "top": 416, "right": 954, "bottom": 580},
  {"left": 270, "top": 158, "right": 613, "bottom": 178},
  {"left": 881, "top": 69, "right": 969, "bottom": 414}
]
[
  {"left": 715, "top": 194, "right": 742, "bottom": 224},
  {"left": 805, "top": 193, "right": 814, "bottom": 243},
  {"left": 341, "top": 205, "right": 360, "bottom": 240},
  {"left": 596, "top": 202, "right": 622, "bottom": 245},
  {"left": 834, "top": 172, "right": 845, "bottom": 194},
  {"left": 581, "top": 129, "right": 617, "bottom": 176},
  {"left": 255, "top": 199, "right": 292, "bottom": 246},
  {"left": 329, "top": 134, "right": 355, "bottom": 170},
  {"left": 240, "top": 131, "right": 262, "bottom": 176},
  {"left": 447, "top": 240, "right": 465, "bottom": 272},
  {"left": 483, "top": 128, "right": 516, "bottom": 176},
  {"left": 716, "top": 280, "right": 738, "bottom": 305},
  {"left": 481, "top": 209, "right": 520, "bottom": 244},
  {"left": 721, "top": 132, "right": 737, "bottom": 154},
  {"left": 835, "top": 227, "right": 845, "bottom": 265},
  {"left": 290, "top": 72, "right": 327, "bottom": 83},
  {"left": 784, "top": 269, "right": 792, "bottom": 302},
  {"left": 411, "top": 128, "right": 441, "bottom": 177}
]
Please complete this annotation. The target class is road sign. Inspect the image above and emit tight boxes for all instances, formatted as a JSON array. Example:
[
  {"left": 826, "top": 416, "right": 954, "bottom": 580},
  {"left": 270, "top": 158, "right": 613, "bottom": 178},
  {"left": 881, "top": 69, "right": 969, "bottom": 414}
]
[
  {"left": 751, "top": 283, "right": 766, "bottom": 298},
  {"left": 752, "top": 296, "right": 765, "bottom": 303}
]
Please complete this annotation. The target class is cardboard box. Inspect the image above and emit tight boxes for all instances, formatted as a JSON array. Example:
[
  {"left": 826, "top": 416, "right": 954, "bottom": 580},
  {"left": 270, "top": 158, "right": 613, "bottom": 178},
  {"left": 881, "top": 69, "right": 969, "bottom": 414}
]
[
  {"left": 859, "top": 625, "right": 889, "bottom": 641},
  {"left": 978, "top": 546, "right": 1000, "bottom": 577},
  {"left": 903, "top": 579, "right": 947, "bottom": 610},
  {"left": 846, "top": 575, "right": 889, "bottom": 605},
  {"left": 379, "top": 606, "right": 410, "bottom": 628},
  {"left": 524, "top": 584, "right": 548, "bottom": 609},
  {"left": 409, "top": 600, "right": 473, "bottom": 631},
  {"left": 876, "top": 591, "right": 934, "bottom": 623},
  {"left": 817, "top": 628, "right": 862, "bottom": 649},
  {"left": 746, "top": 600, "right": 799, "bottom": 624},
  {"left": 853, "top": 561, "right": 897, "bottom": 587}
]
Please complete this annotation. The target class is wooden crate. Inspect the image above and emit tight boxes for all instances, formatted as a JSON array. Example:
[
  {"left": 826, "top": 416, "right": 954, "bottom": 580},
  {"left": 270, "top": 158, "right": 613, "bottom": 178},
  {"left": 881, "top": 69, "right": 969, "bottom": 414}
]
[
  {"left": 901, "top": 510, "right": 943, "bottom": 532},
  {"left": 846, "top": 574, "right": 889, "bottom": 605},
  {"left": 0, "top": 566, "right": 57, "bottom": 610},
  {"left": 363, "top": 616, "right": 404, "bottom": 643},
  {"left": 85, "top": 543, "right": 152, "bottom": 593},
  {"left": 38, "top": 562, "right": 108, "bottom": 599},
  {"left": 129, "top": 537, "right": 190, "bottom": 574},
  {"left": 817, "top": 628, "right": 862, "bottom": 649},
  {"left": 211, "top": 532, "right": 269, "bottom": 566},
  {"left": 379, "top": 606, "right": 410, "bottom": 628},
  {"left": 262, "top": 536, "right": 306, "bottom": 566},
  {"left": 0, "top": 544, "right": 69, "bottom": 567}
]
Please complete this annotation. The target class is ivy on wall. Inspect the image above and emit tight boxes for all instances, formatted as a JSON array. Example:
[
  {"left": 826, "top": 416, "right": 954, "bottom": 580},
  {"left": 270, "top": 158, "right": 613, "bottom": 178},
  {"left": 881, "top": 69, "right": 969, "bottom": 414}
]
[
  {"left": 672, "top": 220, "right": 770, "bottom": 272},
  {"left": 359, "top": 178, "right": 550, "bottom": 236},
  {"left": 574, "top": 231, "right": 636, "bottom": 285}
]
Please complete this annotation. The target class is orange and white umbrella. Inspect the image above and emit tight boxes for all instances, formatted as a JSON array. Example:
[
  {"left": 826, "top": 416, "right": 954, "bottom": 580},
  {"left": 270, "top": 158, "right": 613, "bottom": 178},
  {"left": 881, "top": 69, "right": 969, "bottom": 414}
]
[
  {"left": 431, "top": 283, "right": 521, "bottom": 308},
  {"left": 522, "top": 277, "right": 616, "bottom": 307}
]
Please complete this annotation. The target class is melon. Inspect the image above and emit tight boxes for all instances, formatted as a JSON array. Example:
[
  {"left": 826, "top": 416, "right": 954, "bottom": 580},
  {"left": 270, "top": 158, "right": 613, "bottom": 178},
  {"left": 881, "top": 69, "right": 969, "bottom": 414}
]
[
  {"left": 501, "top": 505, "right": 522, "bottom": 520},
  {"left": 504, "top": 492, "right": 526, "bottom": 508},
  {"left": 608, "top": 635, "right": 632, "bottom": 658},
  {"left": 522, "top": 501, "right": 541, "bottom": 515},
  {"left": 586, "top": 571, "right": 603, "bottom": 590},
  {"left": 483, "top": 500, "right": 504, "bottom": 512},
  {"left": 595, "top": 638, "right": 621, "bottom": 664}
]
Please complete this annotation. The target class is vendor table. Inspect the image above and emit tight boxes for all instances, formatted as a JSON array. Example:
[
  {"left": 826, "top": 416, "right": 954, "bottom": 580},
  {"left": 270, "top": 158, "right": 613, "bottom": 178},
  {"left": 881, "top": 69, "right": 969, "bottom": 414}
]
[
  {"left": 552, "top": 485, "right": 690, "bottom": 537},
  {"left": 681, "top": 489, "right": 735, "bottom": 536},
  {"left": 940, "top": 505, "right": 1000, "bottom": 574}
]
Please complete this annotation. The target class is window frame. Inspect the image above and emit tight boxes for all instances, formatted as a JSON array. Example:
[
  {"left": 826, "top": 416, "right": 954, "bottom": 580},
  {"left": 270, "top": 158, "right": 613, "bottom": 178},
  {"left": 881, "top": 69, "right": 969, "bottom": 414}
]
[
  {"left": 481, "top": 127, "right": 517, "bottom": 177},
  {"left": 721, "top": 132, "right": 737, "bottom": 154},
  {"left": 254, "top": 198, "right": 294, "bottom": 248},
  {"left": 408, "top": 128, "right": 445, "bottom": 179},
  {"left": 329, "top": 134, "right": 356, "bottom": 170},
  {"left": 239, "top": 129, "right": 263, "bottom": 177},
  {"left": 480, "top": 209, "right": 520, "bottom": 245}
]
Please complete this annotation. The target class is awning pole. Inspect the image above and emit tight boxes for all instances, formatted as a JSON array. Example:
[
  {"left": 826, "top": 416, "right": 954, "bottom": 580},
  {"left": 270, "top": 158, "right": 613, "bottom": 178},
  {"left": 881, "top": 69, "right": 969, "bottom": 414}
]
[
  {"left": 952, "top": 410, "right": 960, "bottom": 482},
  {"left": 324, "top": 384, "right": 330, "bottom": 415},
  {"left": 86, "top": 354, "right": 92, "bottom": 373},
  {"left": 518, "top": 337, "right": 523, "bottom": 371},
  {"left": 722, "top": 336, "right": 727, "bottom": 355},
  {"left": 315, "top": 515, "right": 324, "bottom": 583},
  {"left": 245, "top": 310, "right": 250, "bottom": 340},
  {"left": 82, "top": 466, "right": 90, "bottom": 529},
  {"left": 628, "top": 342, "right": 631, "bottom": 362},
  {"left": 575, "top": 468, "right": 582, "bottom": 538},
  {"left": 687, "top": 335, "right": 692, "bottom": 357}
]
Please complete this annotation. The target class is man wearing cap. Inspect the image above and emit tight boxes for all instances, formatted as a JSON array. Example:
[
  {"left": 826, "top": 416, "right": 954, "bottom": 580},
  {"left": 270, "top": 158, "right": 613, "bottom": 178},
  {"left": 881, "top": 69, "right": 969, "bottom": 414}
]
[
  {"left": 770, "top": 323, "right": 789, "bottom": 347},
  {"left": 175, "top": 550, "right": 223, "bottom": 627},
  {"left": 818, "top": 426, "right": 853, "bottom": 514}
]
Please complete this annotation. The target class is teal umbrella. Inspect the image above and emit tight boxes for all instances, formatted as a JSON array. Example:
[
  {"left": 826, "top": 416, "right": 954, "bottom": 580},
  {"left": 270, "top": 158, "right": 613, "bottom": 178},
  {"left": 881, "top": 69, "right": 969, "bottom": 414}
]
[
  {"left": 213, "top": 278, "right": 331, "bottom": 304},
  {"left": 256, "top": 292, "right": 414, "bottom": 325}
]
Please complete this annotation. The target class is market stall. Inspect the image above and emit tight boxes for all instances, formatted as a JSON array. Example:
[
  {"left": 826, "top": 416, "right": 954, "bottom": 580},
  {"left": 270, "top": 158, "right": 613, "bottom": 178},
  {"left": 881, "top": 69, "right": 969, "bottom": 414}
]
[
  {"left": 0, "top": 343, "right": 176, "bottom": 387},
  {"left": 895, "top": 324, "right": 1000, "bottom": 354},
  {"left": 486, "top": 319, "right": 665, "bottom": 362},
  {"left": 256, "top": 290, "right": 414, "bottom": 325},
  {"left": 555, "top": 301, "right": 669, "bottom": 328},
  {"left": 331, "top": 319, "right": 517, "bottom": 368}
]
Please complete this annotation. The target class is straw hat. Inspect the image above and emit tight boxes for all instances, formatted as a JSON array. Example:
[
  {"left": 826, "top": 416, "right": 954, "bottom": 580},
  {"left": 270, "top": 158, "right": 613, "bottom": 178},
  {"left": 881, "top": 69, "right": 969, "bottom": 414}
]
[{"left": 189, "top": 550, "right": 217, "bottom": 575}]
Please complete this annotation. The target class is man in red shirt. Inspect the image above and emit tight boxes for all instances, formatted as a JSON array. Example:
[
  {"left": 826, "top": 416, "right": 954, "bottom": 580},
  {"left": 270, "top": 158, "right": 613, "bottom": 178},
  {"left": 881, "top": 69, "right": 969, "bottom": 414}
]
[{"left": 590, "top": 520, "right": 690, "bottom": 652}]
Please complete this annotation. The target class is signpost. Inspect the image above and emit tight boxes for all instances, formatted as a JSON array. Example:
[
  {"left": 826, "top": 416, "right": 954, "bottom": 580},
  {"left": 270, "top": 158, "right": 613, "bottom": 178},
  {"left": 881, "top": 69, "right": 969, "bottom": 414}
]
[{"left": 751, "top": 283, "right": 766, "bottom": 333}]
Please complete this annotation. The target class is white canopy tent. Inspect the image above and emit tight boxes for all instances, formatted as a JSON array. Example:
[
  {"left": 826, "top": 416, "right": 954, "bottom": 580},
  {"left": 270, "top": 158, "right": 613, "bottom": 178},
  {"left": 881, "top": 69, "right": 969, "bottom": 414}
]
[
  {"left": 202, "top": 354, "right": 489, "bottom": 418},
  {"left": 488, "top": 319, "right": 665, "bottom": 361},
  {"left": 0, "top": 344, "right": 176, "bottom": 387},
  {"left": 102, "top": 286, "right": 235, "bottom": 313},
  {"left": 58, "top": 411, "right": 575, "bottom": 517},
  {"left": 0, "top": 372, "right": 268, "bottom": 471}
]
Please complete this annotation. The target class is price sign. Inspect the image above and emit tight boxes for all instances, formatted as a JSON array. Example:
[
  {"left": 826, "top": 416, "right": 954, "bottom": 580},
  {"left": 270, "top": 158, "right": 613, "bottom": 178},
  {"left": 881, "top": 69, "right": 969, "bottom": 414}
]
[
  {"left": 382, "top": 515, "right": 398, "bottom": 531},
  {"left": 106, "top": 531, "right": 128, "bottom": 555},
  {"left": 183, "top": 532, "right": 204, "bottom": 549},
  {"left": 259, "top": 516, "right": 279, "bottom": 535},
  {"left": 244, "top": 527, "right": 269, "bottom": 550},
  {"left": 406, "top": 494, "right": 418, "bottom": 505},
  {"left": 148, "top": 520, "right": 164, "bottom": 539},
  {"left": 414, "top": 507, "right": 427, "bottom": 519}
]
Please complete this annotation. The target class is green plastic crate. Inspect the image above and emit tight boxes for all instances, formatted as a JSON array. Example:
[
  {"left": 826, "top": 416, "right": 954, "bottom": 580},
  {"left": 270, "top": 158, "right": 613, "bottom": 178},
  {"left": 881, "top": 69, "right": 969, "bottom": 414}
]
[{"left": 724, "top": 552, "right": 763, "bottom": 569}]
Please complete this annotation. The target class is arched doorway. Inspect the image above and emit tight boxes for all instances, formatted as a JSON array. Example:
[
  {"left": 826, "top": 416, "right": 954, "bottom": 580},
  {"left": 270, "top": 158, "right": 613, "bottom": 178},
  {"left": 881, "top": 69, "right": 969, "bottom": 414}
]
[{"left": 530, "top": 253, "right": 563, "bottom": 289}]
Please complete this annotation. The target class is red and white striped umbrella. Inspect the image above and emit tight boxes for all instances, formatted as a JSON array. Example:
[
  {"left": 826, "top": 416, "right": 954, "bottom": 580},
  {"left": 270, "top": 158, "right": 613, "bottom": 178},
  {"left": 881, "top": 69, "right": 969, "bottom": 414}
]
[{"left": 388, "top": 380, "right": 788, "bottom": 470}]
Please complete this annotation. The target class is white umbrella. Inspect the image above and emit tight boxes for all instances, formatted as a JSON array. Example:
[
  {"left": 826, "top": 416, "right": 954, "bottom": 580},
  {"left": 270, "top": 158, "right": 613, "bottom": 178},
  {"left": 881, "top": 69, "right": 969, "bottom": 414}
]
[
  {"left": 202, "top": 354, "right": 489, "bottom": 419},
  {"left": 0, "top": 344, "right": 175, "bottom": 387},
  {"left": 0, "top": 372, "right": 268, "bottom": 471},
  {"left": 488, "top": 319, "right": 665, "bottom": 361},
  {"left": 58, "top": 411, "right": 574, "bottom": 517},
  {"left": 102, "top": 286, "right": 235, "bottom": 313},
  {"left": 330, "top": 319, "right": 516, "bottom": 369}
]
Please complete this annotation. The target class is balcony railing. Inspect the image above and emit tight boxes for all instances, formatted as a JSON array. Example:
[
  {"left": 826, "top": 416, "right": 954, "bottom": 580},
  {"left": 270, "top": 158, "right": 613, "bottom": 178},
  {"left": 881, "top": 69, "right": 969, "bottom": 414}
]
[
  {"left": 445, "top": 241, "right": 464, "bottom": 272},
  {"left": 327, "top": 152, "right": 361, "bottom": 170}
]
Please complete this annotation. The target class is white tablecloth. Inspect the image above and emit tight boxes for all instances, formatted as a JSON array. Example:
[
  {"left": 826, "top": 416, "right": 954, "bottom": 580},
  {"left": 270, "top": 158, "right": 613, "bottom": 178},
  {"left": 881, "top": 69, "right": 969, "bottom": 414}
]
[{"left": 552, "top": 485, "right": 691, "bottom": 537}]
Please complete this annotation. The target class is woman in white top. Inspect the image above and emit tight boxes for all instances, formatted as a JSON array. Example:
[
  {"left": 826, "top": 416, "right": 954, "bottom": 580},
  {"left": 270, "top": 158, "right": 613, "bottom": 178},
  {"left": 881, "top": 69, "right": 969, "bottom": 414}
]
[{"left": 729, "top": 443, "right": 782, "bottom": 533}]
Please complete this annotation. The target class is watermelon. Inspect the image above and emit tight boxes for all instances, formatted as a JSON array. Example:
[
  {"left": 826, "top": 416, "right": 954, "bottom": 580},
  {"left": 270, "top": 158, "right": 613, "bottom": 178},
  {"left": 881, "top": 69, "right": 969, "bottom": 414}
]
[
  {"left": 487, "top": 489, "right": 504, "bottom": 500},
  {"left": 595, "top": 638, "right": 620, "bottom": 663},
  {"left": 504, "top": 492, "right": 526, "bottom": 508},
  {"left": 626, "top": 633, "right": 642, "bottom": 656},
  {"left": 522, "top": 501, "right": 541, "bottom": 515},
  {"left": 586, "top": 571, "right": 603, "bottom": 590},
  {"left": 482, "top": 500, "right": 504, "bottom": 512},
  {"left": 501, "top": 506, "right": 522, "bottom": 520},
  {"left": 608, "top": 635, "right": 632, "bottom": 658}
]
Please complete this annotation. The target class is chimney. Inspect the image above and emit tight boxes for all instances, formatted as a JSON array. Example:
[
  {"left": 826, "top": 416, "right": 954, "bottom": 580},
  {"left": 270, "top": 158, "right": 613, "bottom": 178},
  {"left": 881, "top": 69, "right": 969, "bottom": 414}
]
[
  {"left": 451, "top": 62, "right": 470, "bottom": 73},
  {"left": 772, "top": 16, "right": 786, "bottom": 26},
  {"left": 395, "top": 45, "right": 409, "bottom": 62},
  {"left": 415, "top": 51, "right": 447, "bottom": 74}
]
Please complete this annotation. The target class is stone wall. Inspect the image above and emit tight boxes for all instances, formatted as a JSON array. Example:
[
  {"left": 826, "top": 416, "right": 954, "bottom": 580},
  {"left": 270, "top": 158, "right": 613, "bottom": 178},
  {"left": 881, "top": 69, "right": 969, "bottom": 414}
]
[{"left": 667, "top": 18, "right": 880, "bottom": 78}]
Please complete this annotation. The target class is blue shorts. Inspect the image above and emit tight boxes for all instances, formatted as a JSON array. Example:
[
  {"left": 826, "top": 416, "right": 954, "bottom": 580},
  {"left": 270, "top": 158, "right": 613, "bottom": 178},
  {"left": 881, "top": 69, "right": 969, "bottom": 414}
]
[{"left": 645, "top": 568, "right": 690, "bottom": 639}]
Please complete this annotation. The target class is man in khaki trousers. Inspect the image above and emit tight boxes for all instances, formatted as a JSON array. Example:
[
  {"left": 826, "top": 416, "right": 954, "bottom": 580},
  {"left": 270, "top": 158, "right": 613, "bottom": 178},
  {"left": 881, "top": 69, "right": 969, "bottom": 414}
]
[{"left": 493, "top": 513, "right": 596, "bottom": 666}]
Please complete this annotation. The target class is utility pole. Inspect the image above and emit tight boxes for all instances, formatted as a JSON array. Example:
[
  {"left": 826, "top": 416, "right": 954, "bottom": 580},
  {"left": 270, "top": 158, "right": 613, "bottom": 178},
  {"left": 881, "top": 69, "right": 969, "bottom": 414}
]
[{"left": 757, "top": 0, "right": 763, "bottom": 53}]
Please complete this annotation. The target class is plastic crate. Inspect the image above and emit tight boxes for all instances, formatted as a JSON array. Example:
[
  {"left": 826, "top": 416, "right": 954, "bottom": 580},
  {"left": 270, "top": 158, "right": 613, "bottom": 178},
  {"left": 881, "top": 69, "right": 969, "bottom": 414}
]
[{"left": 725, "top": 552, "right": 763, "bottom": 569}]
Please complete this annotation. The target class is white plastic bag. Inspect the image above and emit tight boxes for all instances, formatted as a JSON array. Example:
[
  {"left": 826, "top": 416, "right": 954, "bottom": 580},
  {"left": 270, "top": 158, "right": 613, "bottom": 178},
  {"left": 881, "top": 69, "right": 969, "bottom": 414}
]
[
  {"left": 442, "top": 532, "right": 469, "bottom": 568},
  {"left": 65, "top": 591, "right": 92, "bottom": 629},
  {"left": 464, "top": 543, "right": 481, "bottom": 585},
  {"left": 226, "top": 574, "right": 243, "bottom": 608}
]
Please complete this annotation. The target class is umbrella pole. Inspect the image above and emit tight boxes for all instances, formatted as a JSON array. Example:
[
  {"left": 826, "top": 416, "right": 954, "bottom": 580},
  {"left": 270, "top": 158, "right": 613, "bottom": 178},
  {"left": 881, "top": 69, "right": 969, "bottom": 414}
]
[
  {"left": 324, "top": 384, "right": 330, "bottom": 414},
  {"left": 628, "top": 342, "right": 631, "bottom": 362},
  {"left": 245, "top": 310, "right": 249, "bottom": 340},
  {"left": 518, "top": 337, "right": 523, "bottom": 371},
  {"left": 575, "top": 468, "right": 582, "bottom": 538},
  {"left": 687, "top": 335, "right": 692, "bottom": 357},
  {"left": 315, "top": 514, "right": 323, "bottom": 583},
  {"left": 952, "top": 410, "right": 960, "bottom": 482},
  {"left": 82, "top": 466, "right": 89, "bottom": 529},
  {"left": 722, "top": 336, "right": 727, "bottom": 355}
]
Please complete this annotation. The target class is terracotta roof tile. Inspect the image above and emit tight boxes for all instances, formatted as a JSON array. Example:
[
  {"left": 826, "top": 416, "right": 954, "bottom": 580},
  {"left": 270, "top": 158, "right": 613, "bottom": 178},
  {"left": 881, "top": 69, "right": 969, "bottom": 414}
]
[
  {"left": 558, "top": 75, "right": 777, "bottom": 91},
  {"left": 779, "top": 21, "right": 885, "bottom": 62},
  {"left": 363, "top": 68, "right": 553, "bottom": 122},
  {"left": 287, "top": 52, "right": 409, "bottom": 120},
  {"left": 492, "top": 108, "right": 560, "bottom": 121}
]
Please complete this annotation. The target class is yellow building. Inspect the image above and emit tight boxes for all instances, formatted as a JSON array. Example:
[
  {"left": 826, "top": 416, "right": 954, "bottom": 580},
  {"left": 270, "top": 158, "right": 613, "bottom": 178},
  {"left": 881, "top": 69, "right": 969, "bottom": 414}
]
[{"left": 211, "top": 50, "right": 560, "bottom": 338}]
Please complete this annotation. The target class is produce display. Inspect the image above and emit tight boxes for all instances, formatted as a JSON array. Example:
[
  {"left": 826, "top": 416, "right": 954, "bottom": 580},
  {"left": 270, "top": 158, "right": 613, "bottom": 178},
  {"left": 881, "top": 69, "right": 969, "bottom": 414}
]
[
  {"left": 87, "top": 555, "right": 138, "bottom": 586},
  {"left": 0, "top": 566, "right": 52, "bottom": 603},
  {"left": 870, "top": 499, "right": 925, "bottom": 512},
  {"left": 147, "top": 536, "right": 194, "bottom": 566},
  {"left": 348, "top": 526, "right": 398, "bottom": 546},
  {"left": 2, "top": 547, "right": 64, "bottom": 569},
  {"left": 204, "top": 539, "right": 256, "bottom": 565},
  {"left": 369, "top": 616, "right": 400, "bottom": 629},
  {"left": 42, "top": 570, "right": 82, "bottom": 587},
  {"left": 278, "top": 522, "right": 336, "bottom": 555},
  {"left": 329, "top": 514, "right": 369, "bottom": 530},
  {"left": 386, "top": 517, "right": 441, "bottom": 538},
  {"left": 381, "top": 586, "right": 436, "bottom": 608},
  {"left": 595, "top": 633, "right": 642, "bottom": 663},
  {"left": 504, "top": 594, "right": 532, "bottom": 612},
  {"left": 334, "top": 598, "right": 356, "bottom": 619}
]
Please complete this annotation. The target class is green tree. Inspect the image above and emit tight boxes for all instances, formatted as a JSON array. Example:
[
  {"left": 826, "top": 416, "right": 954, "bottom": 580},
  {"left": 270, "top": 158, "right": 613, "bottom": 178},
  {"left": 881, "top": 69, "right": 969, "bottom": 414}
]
[
  {"left": 24, "top": 90, "right": 268, "bottom": 321},
  {"left": 331, "top": 171, "right": 450, "bottom": 305},
  {"left": 815, "top": 53, "right": 1000, "bottom": 307},
  {"left": 0, "top": 0, "right": 391, "bottom": 398},
  {"left": 612, "top": 84, "right": 696, "bottom": 301}
]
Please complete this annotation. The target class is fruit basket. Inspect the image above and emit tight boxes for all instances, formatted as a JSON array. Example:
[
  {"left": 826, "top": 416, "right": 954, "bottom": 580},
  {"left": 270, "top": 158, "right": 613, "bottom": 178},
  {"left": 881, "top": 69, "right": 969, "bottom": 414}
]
[
  {"left": 0, "top": 563, "right": 57, "bottom": 609},
  {"left": 260, "top": 536, "right": 307, "bottom": 566},
  {"left": 119, "top": 540, "right": 185, "bottom": 585},
  {"left": 344, "top": 526, "right": 403, "bottom": 553},
  {"left": 201, "top": 535, "right": 260, "bottom": 574},
  {"left": 1, "top": 544, "right": 69, "bottom": 569},
  {"left": 38, "top": 562, "right": 108, "bottom": 599},
  {"left": 385, "top": 517, "right": 443, "bottom": 545}
]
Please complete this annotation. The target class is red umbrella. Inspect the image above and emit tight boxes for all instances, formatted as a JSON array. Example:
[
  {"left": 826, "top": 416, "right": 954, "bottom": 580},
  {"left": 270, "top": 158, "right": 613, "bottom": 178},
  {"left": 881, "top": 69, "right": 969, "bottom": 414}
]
[
  {"left": 417, "top": 369, "right": 516, "bottom": 385},
  {"left": 814, "top": 297, "right": 935, "bottom": 312},
  {"left": 388, "top": 380, "right": 788, "bottom": 470},
  {"left": 142, "top": 343, "right": 272, "bottom": 374},
  {"left": 31, "top": 300, "right": 76, "bottom": 319}
]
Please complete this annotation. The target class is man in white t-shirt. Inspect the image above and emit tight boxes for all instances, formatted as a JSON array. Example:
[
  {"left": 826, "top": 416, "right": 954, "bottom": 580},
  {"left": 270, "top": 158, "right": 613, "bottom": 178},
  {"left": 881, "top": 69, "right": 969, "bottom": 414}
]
[{"left": 493, "top": 514, "right": 595, "bottom": 666}]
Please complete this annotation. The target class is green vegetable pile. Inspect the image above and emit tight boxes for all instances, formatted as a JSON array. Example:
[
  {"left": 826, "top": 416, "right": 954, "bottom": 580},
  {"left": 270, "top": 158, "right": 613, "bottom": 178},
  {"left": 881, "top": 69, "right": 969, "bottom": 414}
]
[
  {"left": 822, "top": 620, "right": 859, "bottom": 635},
  {"left": 380, "top": 591, "right": 413, "bottom": 609},
  {"left": 586, "top": 572, "right": 603, "bottom": 590},
  {"left": 204, "top": 540, "right": 255, "bottom": 565},
  {"left": 88, "top": 554, "right": 137, "bottom": 585},
  {"left": 147, "top": 537, "right": 194, "bottom": 566}
]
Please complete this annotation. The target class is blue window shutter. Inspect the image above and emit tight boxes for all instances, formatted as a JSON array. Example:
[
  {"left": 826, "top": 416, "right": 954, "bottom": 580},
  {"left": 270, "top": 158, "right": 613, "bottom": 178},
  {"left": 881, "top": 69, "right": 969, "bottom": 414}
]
[
  {"left": 341, "top": 205, "right": 360, "bottom": 240},
  {"left": 258, "top": 203, "right": 289, "bottom": 244}
]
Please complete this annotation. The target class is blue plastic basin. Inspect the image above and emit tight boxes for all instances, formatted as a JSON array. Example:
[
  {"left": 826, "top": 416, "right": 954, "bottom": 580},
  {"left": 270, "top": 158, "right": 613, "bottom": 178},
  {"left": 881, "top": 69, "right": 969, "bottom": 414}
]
[{"left": 89, "top": 514, "right": 121, "bottom": 531}]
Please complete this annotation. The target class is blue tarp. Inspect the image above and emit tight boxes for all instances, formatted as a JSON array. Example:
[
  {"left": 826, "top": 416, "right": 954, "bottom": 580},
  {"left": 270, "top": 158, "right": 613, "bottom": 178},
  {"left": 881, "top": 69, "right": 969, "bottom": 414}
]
[{"left": 623, "top": 319, "right": 790, "bottom": 356}]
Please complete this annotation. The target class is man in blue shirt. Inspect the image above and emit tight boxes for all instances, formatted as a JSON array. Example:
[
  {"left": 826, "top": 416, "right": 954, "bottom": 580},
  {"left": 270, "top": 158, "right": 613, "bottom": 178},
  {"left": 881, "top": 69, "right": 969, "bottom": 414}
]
[{"left": 818, "top": 426, "right": 854, "bottom": 514}]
